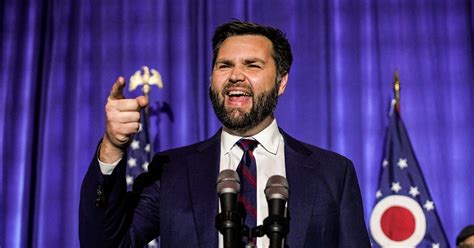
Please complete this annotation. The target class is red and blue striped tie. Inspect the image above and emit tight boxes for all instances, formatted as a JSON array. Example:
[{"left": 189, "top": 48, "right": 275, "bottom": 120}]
[{"left": 236, "top": 139, "right": 259, "bottom": 238}]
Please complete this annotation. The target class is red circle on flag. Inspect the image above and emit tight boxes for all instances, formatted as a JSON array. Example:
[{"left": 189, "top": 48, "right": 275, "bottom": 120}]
[
  {"left": 370, "top": 195, "right": 426, "bottom": 246},
  {"left": 381, "top": 206, "right": 416, "bottom": 241}
]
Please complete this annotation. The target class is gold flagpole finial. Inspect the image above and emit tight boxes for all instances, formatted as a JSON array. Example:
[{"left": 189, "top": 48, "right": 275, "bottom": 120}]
[
  {"left": 129, "top": 66, "right": 164, "bottom": 112},
  {"left": 394, "top": 69, "right": 400, "bottom": 113},
  {"left": 129, "top": 66, "right": 164, "bottom": 117},
  {"left": 129, "top": 66, "right": 164, "bottom": 95}
]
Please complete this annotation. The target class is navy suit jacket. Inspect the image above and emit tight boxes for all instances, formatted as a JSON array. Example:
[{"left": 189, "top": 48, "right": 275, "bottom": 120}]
[{"left": 80, "top": 130, "right": 370, "bottom": 247}]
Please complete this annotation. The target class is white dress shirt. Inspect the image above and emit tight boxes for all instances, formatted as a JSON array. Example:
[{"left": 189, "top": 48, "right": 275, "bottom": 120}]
[{"left": 219, "top": 119, "right": 286, "bottom": 248}]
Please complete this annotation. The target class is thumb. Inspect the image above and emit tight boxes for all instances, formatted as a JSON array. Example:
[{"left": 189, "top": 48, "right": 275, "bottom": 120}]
[
  {"left": 108, "top": 77, "right": 126, "bottom": 100},
  {"left": 136, "top": 95, "right": 149, "bottom": 109}
]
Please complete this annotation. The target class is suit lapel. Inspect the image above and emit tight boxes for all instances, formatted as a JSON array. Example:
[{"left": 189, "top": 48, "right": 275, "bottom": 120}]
[
  {"left": 187, "top": 132, "right": 221, "bottom": 248},
  {"left": 282, "top": 131, "right": 318, "bottom": 247}
]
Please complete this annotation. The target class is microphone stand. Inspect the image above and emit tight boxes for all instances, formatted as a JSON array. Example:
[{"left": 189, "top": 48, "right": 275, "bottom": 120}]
[
  {"left": 216, "top": 211, "right": 243, "bottom": 248},
  {"left": 263, "top": 214, "right": 289, "bottom": 248}
]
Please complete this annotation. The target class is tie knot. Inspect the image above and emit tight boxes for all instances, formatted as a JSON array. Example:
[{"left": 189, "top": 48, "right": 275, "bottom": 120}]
[{"left": 236, "top": 139, "right": 259, "bottom": 152}]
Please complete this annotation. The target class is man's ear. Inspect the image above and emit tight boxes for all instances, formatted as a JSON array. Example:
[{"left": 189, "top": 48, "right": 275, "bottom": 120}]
[{"left": 278, "top": 73, "right": 289, "bottom": 96}]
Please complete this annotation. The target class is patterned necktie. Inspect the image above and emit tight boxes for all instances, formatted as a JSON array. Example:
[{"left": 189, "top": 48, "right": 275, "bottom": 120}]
[{"left": 236, "top": 139, "right": 259, "bottom": 235}]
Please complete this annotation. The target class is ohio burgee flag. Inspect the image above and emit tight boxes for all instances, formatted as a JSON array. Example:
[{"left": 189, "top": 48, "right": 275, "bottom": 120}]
[{"left": 369, "top": 101, "right": 449, "bottom": 247}]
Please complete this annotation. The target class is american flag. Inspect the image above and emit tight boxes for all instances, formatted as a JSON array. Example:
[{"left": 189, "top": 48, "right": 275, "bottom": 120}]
[
  {"left": 369, "top": 101, "right": 449, "bottom": 247},
  {"left": 126, "top": 109, "right": 152, "bottom": 190},
  {"left": 126, "top": 109, "right": 159, "bottom": 248}
]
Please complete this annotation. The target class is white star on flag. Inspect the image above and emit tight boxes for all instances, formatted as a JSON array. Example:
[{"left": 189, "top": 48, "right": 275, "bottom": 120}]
[
  {"left": 382, "top": 159, "right": 389, "bottom": 167},
  {"left": 148, "top": 239, "right": 158, "bottom": 248},
  {"left": 142, "top": 162, "right": 149, "bottom": 172},
  {"left": 397, "top": 158, "right": 408, "bottom": 169},
  {"left": 424, "top": 200, "right": 435, "bottom": 211},
  {"left": 131, "top": 140, "right": 140, "bottom": 150},
  {"left": 126, "top": 175, "right": 134, "bottom": 186},
  {"left": 145, "top": 144, "right": 151, "bottom": 152},
  {"left": 138, "top": 123, "right": 143, "bottom": 132},
  {"left": 128, "top": 157, "right": 137, "bottom": 167},
  {"left": 391, "top": 182, "right": 402, "bottom": 193},
  {"left": 376, "top": 190, "right": 382, "bottom": 198},
  {"left": 432, "top": 243, "right": 440, "bottom": 248},
  {"left": 409, "top": 186, "right": 420, "bottom": 197}
]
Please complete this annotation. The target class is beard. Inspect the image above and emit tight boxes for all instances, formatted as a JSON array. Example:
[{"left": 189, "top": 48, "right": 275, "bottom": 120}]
[{"left": 209, "top": 82, "right": 279, "bottom": 133}]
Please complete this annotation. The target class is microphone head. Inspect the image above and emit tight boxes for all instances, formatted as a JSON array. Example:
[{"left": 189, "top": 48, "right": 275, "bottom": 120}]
[
  {"left": 216, "top": 169, "right": 240, "bottom": 195},
  {"left": 265, "top": 175, "right": 289, "bottom": 201}
]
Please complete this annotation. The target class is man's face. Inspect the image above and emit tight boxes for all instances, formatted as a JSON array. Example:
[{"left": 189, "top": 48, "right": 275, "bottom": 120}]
[{"left": 209, "top": 35, "right": 287, "bottom": 134}]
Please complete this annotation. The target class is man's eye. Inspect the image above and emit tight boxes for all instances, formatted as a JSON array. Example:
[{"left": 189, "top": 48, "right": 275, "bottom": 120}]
[
  {"left": 248, "top": 64, "right": 262, "bottom": 68},
  {"left": 217, "top": 64, "right": 230, "bottom": 69}
]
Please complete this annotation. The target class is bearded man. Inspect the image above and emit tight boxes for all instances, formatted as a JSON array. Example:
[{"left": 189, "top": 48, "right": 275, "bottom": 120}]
[{"left": 80, "top": 20, "right": 370, "bottom": 248}]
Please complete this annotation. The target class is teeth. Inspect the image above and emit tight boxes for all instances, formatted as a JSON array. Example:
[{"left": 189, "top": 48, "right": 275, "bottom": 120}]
[{"left": 228, "top": 90, "right": 250, "bottom": 97}]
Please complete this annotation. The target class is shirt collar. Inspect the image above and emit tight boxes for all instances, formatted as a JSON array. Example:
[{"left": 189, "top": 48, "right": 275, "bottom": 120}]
[{"left": 221, "top": 119, "right": 281, "bottom": 155}]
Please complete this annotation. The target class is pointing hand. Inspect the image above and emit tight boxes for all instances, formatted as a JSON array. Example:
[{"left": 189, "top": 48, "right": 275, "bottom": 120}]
[{"left": 99, "top": 77, "right": 148, "bottom": 163}]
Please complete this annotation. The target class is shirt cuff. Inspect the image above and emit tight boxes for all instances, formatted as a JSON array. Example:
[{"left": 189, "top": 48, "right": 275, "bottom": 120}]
[{"left": 98, "top": 158, "right": 121, "bottom": 175}]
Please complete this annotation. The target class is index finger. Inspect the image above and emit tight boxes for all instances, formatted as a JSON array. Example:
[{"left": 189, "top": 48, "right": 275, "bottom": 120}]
[{"left": 108, "top": 77, "right": 126, "bottom": 100}]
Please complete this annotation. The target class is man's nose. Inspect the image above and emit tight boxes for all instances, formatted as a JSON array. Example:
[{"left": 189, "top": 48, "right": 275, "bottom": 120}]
[{"left": 229, "top": 66, "right": 245, "bottom": 83}]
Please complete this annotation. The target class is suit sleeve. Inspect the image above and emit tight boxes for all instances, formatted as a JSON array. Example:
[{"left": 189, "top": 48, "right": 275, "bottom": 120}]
[
  {"left": 79, "top": 142, "right": 160, "bottom": 247},
  {"left": 338, "top": 160, "right": 371, "bottom": 247}
]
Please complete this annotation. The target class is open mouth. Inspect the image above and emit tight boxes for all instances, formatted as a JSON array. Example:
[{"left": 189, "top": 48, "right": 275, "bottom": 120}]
[
  {"left": 224, "top": 89, "right": 252, "bottom": 106},
  {"left": 226, "top": 90, "right": 251, "bottom": 98}
]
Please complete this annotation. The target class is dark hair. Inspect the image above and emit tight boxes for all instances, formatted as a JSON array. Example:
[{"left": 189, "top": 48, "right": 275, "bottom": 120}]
[
  {"left": 212, "top": 20, "right": 293, "bottom": 77},
  {"left": 457, "top": 225, "right": 474, "bottom": 246}
]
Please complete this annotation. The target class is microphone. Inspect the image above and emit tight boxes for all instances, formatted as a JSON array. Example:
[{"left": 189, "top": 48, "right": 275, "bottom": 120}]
[
  {"left": 217, "top": 169, "right": 240, "bottom": 212},
  {"left": 215, "top": 169, "right": 242, "bottom": 248},
  {"left": 264, "top": 175, "right": 289, "bottom": 248}
]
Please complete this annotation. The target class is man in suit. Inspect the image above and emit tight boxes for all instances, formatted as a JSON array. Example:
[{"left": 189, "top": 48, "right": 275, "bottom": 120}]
[{"left": 80, "top": 20, "right": 370, "bottom": 247}]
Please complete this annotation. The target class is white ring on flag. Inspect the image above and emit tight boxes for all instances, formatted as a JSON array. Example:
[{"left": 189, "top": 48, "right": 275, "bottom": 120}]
[{"left": 370, "top": 195, "right": 426, "bottom": 247}]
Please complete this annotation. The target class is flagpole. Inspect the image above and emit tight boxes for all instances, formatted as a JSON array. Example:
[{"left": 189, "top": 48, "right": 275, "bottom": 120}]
[
  {"left": 393, "top": 70, "right": 400, "bottom": 113},
  {"left": 142, "top": 79, "right": 151, "bottom": 146},
  {"left": 143, "top": 79, "right": 150, "bottom": 116},
  {"left": 129, "top": 66, "right": 164, "bottom": 157}
]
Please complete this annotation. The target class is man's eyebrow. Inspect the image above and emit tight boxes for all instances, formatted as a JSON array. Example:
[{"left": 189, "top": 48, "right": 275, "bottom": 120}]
[
  {"left": 215, "top": 58, "right": 265, "bottom": 65},
  {"left": 243, "top": 58, "right": 265, "bottom": 64},
  {"left": 215, "top": 59, "right": 233, "bottom": 64}
]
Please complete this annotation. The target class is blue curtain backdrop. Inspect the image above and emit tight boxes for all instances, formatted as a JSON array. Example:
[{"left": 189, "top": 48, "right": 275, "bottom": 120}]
[{"left": 1, "top": 0, "right": 473, "bottom": 247}]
